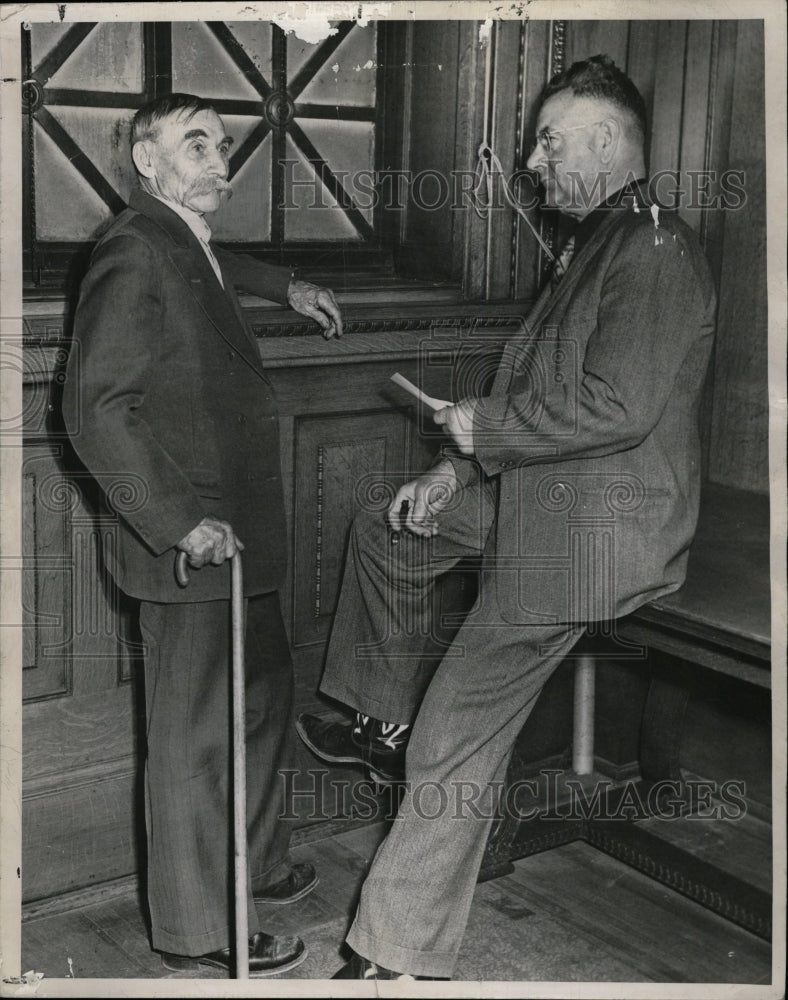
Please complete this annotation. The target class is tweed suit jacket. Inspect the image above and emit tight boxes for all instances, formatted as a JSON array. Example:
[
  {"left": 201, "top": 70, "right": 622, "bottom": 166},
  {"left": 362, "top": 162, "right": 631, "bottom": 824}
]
[
  {"left": 452, "top": 189, "right": 716, "bottom": 625},
  {"left": 63, "top": 189, "right": 294, "bottom": 603}
]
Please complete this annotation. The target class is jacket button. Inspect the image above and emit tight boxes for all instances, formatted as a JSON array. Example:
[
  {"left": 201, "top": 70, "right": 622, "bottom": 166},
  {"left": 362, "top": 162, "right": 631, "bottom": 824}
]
[
  {"left": 228, "top": 350, "right": 236, "bottom": 359},
  {"left": 237, "top": 414, "right": 246, "bottom": 424},
  {"left": 248, "top": 473, "right": 256, "bottom": 481}
]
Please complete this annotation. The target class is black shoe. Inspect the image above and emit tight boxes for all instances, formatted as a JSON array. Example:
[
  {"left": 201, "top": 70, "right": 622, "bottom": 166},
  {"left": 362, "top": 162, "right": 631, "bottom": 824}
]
[
  {"left": 296, "top": 713, "right": 406, "bottom": 783},
  {"left": 161, "top": 931, "right": 307, "bottom": 977},
  {"left": 333, "top": 948, "right": 444, "bottom": 980},
  {"left": 333, "top": 950, "right": 415, "bottom": 980},
  {"left": 253, "top": 862, "right": 318, "bottom": 904}
]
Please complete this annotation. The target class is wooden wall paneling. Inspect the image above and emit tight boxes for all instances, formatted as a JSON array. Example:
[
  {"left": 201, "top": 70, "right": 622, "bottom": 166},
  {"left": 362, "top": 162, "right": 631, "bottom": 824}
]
[
  {"left": 484, "top": 20, "right": 523, "bottom": 301},
  {"left": 396, "top": 21, "right": 461, "bottom": 282},
  {"left": 23, "top": 686, "right": 137, "bottom": 785},
  {"left": 22, "top": 767, "right": 139, "bottom": 902},
  {"left": 677, "top": 20, "right": 714, "bottom": 235},
  {"left": 291, "top": 407, "right": 414, "bottom": 650},
  {"left": 377, "top": 20, "right": 409, "bottom": 259},
  {"left": 564, "top": 20, "right": 630, "bottom": 72},
  {"left": 625, "top": 21, "right": 659, "bottom": 135},
  {"left": 681, "top": 672, "right": 772, "bottom": 812},
  {"left": 699, "top": 20, "right": 737, "bottom": 288},
  {"left": 692, "top": 21, "right": 737, "bottom": 485},
  {"left": 22, "top": 375, "right": 144, "bottom": 902},
  {"left": 646, "top": 22, "right": 688, "bottom": 181},
  {"left": 512, "top": 18, "right": 551, "bottom": 302},
  {"left": 454, "top": 19, "right": 485, "bottom": 292},
  {"left": 22, "top": 445, "right": 72, "bottom": 702},
  {"left": 275, "top": 409, "right": 297, "bottom": 650},
  {"left": 707, "top": 20, "right": 768, "bottom": 493},
  {"left": 461, "top": 20, "right": 489, "bottom": 301}
]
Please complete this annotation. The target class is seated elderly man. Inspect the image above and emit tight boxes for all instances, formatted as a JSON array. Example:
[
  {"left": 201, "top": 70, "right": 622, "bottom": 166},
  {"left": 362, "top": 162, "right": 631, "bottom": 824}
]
[
  {"left": 63, "top": 92, "right": 342, "bottom": 976},
  {"left": 297, "top": 55, "right": 716, "bottom": 979}
]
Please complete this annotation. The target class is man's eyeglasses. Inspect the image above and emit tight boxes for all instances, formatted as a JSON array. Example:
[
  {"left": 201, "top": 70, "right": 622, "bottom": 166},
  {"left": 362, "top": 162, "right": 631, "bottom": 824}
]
[{"left": 532, "top": 120, "right": 605, "bottom": 154}]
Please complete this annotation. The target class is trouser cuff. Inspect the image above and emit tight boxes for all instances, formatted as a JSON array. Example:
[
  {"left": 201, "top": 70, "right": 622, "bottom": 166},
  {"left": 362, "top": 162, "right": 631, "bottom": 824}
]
[
  {"left": 347, "top": 917, "right": 456, "bottom": 979},
  {"left": 318, "top": 678, "right": 417, "bottom": 726},
  {"left": 152, "top": 902, "right": 259, "bottom": 957}
]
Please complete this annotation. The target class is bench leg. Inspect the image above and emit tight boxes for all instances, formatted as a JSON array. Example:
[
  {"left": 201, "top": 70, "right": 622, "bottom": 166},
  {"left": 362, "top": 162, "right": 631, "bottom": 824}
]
[{"left": 572, "top": 653, "right": 596, "bottom": 775}]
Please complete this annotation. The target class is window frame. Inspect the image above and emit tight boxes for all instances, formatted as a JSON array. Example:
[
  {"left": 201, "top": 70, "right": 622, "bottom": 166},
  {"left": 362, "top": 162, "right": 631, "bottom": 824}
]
[{"left": 22, "top": 20, "right": 403, "bottom": 290}]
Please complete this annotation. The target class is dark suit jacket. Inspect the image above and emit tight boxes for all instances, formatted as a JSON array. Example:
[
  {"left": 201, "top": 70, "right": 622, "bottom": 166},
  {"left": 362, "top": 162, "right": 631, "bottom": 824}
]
[
  {"left": 62, "top": 189, "right": 294, "bottom": 603},
  {"left": 452, "top": 190, "right": 717, "bottom": 625}
]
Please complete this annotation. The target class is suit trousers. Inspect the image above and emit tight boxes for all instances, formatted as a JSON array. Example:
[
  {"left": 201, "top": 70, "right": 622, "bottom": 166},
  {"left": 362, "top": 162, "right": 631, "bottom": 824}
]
[
  {"left": 320, "top": 480, "right": 583, "bottom": 977},
  {"left": 139, "top": 591, "right": 295, "bottom": 956}
]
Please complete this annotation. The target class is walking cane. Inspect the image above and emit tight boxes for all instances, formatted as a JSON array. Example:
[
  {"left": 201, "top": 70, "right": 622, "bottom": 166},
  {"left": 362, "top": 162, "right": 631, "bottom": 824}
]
[{"left": 176, "top": 549, "right": 249, "bottom": 980}]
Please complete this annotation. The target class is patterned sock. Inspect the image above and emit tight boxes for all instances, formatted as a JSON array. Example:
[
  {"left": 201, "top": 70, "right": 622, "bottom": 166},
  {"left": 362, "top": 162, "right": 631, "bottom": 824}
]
[
  {"left": 352, "top": 712, "right": 371, "bottom": 740},
  {"left": 371, "top": 719, "right": 411, "bottom": 751}
]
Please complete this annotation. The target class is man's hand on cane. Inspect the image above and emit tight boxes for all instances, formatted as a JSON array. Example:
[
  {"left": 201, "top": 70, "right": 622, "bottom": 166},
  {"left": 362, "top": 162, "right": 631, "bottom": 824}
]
[{"left": 177, "top": 516, "right": 244, "bottom": 568}]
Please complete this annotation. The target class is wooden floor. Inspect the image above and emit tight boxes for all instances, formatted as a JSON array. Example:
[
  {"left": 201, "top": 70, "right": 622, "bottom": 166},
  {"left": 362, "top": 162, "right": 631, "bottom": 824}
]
[{"left": 20, "top": 815, "right": 773, "bottom": 990}]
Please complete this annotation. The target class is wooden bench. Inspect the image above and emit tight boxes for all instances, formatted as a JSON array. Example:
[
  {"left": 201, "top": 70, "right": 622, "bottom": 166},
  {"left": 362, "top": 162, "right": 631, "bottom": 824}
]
[{"left": 493, "top": 482, "right": 773, "bottom": 939}]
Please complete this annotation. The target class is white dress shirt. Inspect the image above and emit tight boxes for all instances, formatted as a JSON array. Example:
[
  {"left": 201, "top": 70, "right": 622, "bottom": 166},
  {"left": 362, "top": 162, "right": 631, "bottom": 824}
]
[{"left": 153, "top": 195, "right": 225, "bottom": 288}]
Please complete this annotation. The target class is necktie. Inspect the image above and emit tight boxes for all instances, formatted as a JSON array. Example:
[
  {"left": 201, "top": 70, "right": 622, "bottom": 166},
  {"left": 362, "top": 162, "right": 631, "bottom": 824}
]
[{"left": 549, "top": 235, "right": 575, "bottom": 292}]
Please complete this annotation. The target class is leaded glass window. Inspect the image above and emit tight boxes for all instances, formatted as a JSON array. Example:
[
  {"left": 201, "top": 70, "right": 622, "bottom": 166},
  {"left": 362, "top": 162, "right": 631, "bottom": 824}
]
[{"left": 22, "top": 20, "right": 383, "bottom": 285}]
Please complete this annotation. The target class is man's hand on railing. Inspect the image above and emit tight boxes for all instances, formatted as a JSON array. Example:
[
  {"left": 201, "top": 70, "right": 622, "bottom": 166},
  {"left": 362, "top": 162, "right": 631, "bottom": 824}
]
[{"left": 287, "top": 280, "right": 344, "bottom": 339}]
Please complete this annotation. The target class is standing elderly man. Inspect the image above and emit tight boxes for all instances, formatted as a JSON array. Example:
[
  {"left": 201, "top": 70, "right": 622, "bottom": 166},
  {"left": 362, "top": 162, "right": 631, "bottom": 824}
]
[
  {"left": 62, "top": 93, "right": 343, "bottom": 976},
  {"left": 297, "top": 55, "right": 716, "bottom": 979}
]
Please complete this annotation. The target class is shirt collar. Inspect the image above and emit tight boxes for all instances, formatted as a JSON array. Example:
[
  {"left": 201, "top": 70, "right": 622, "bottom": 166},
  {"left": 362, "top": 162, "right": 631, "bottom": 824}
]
[{"left": 151, "top": 194, "right": 213, "bottom": 245}]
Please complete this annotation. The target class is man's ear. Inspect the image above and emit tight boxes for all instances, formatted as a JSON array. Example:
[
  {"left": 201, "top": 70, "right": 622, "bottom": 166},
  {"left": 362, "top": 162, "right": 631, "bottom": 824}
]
[
  {"left": 597, "top": 118, "right": 620, "bottom": 165},
  {"left": 132, "top": 140, "right": 156, "bottom": 179}
]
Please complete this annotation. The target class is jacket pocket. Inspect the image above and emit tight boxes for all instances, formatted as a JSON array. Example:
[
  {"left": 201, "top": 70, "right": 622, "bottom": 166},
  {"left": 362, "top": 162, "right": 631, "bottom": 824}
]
[{"left": 185, "top": 470, "right": 222, "bottom": 498}]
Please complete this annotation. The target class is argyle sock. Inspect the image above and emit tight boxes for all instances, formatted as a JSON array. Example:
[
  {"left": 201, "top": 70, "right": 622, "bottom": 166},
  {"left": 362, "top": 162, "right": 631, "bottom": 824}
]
[
  {"left": 352, "top": 712, "right": 372, "bottom": 741},
  {"left": 352, "top": 712, "right": 411, "bottom": 750},
  {"left": 372, "top": 720, "right": 411, "bottom": 751}
]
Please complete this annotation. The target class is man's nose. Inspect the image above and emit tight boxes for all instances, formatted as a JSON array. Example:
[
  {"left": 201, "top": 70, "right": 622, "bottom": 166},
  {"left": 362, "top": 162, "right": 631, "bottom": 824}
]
[
  {"left": 209, "top": 148, "right": 229, "bottom": 177},
  {"left": 526, "top": 143, "right": 546, "bottom": 172}
]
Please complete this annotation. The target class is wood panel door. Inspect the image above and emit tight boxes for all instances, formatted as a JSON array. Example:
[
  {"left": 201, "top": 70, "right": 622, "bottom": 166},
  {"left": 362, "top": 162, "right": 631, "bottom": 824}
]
[{"left": 22, "top": 419, "right": 145, "bottom": 902}]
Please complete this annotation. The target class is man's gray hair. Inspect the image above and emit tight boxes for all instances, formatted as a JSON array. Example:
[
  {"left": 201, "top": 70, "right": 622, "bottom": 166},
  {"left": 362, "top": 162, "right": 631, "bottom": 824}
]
[
  {"left": 130, "top": 92, "right": 218, "bottom": 148},
  {"left": 542, "top": 54, "right": 648, "bottom": 143}
]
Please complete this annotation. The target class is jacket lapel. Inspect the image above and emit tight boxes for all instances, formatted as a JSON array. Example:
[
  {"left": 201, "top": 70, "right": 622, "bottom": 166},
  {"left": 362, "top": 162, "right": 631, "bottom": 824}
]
[
  {"left": 128, "top": 189, "right": 267, "bottom": 380},
  {"left": 490, "top": 205, "right": 636, "bottom": 398},
  {"left": 524, "top": 208, "right": 626, "bottom": 335}
]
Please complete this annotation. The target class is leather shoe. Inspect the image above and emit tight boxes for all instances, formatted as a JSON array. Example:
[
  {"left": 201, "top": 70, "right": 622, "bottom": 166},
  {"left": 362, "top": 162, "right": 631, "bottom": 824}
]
[
  {"left": 333, "top": 948, "right": 443, "bottom": 980},
  {"left": 253, "top": 862, "right": 318, "bottom": 904},
  {"left": 296, "top": 713, "right": 405, "bottom": 782},
  {"left": 161, "top": 931, "right": 307, "bottom": 977}
]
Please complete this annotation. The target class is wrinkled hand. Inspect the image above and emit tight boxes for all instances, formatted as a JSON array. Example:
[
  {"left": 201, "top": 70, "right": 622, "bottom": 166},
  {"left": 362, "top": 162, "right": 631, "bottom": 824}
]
[
  {"left": 433, "top": 398, "right": 476, "bottom": 455},
  {"left": 387, "top": 461, "right": 458, "bottom": 538},
  {"left": 177, "top": 516, "right": 244, "bottom": 569},
  {"left": 287, "top": 280, "right": 343, "bottom": 339}
]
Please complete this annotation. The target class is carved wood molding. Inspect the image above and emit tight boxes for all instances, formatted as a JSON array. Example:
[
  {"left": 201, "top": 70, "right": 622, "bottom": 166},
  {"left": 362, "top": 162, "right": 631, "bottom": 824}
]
[
  {"left": 315, "top": 444, "right": 325, "bottom": 618},
  {"left": 550, "top": 20, "right": 566, "bottom": 76},
  {"left": 247, "top": 311, "right": 528, "bottom": 340},
  {"left": 586, "top": 821, "right": 772, "bottom": 941},
  {"left": 22, "top": 458, "right": 73, "bottom": 702},
  {"left": 21, "top": 301, "right": 529, "bottom": 381},
  {"left": 538, "top": 20, "right": 567, "bottom": 280}
]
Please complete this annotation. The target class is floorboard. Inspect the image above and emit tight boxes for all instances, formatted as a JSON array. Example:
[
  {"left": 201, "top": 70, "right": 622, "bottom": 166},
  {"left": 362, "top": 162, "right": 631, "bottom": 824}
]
[{"left": 20, "top": 820, "right": 773, "bottom": 988}]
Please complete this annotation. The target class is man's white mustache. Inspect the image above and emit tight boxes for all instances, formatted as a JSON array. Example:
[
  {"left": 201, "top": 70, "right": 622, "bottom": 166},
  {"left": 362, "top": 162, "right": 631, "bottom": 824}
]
[{"left": 192, "top": 178, "right": 233, "bottom": 199}]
